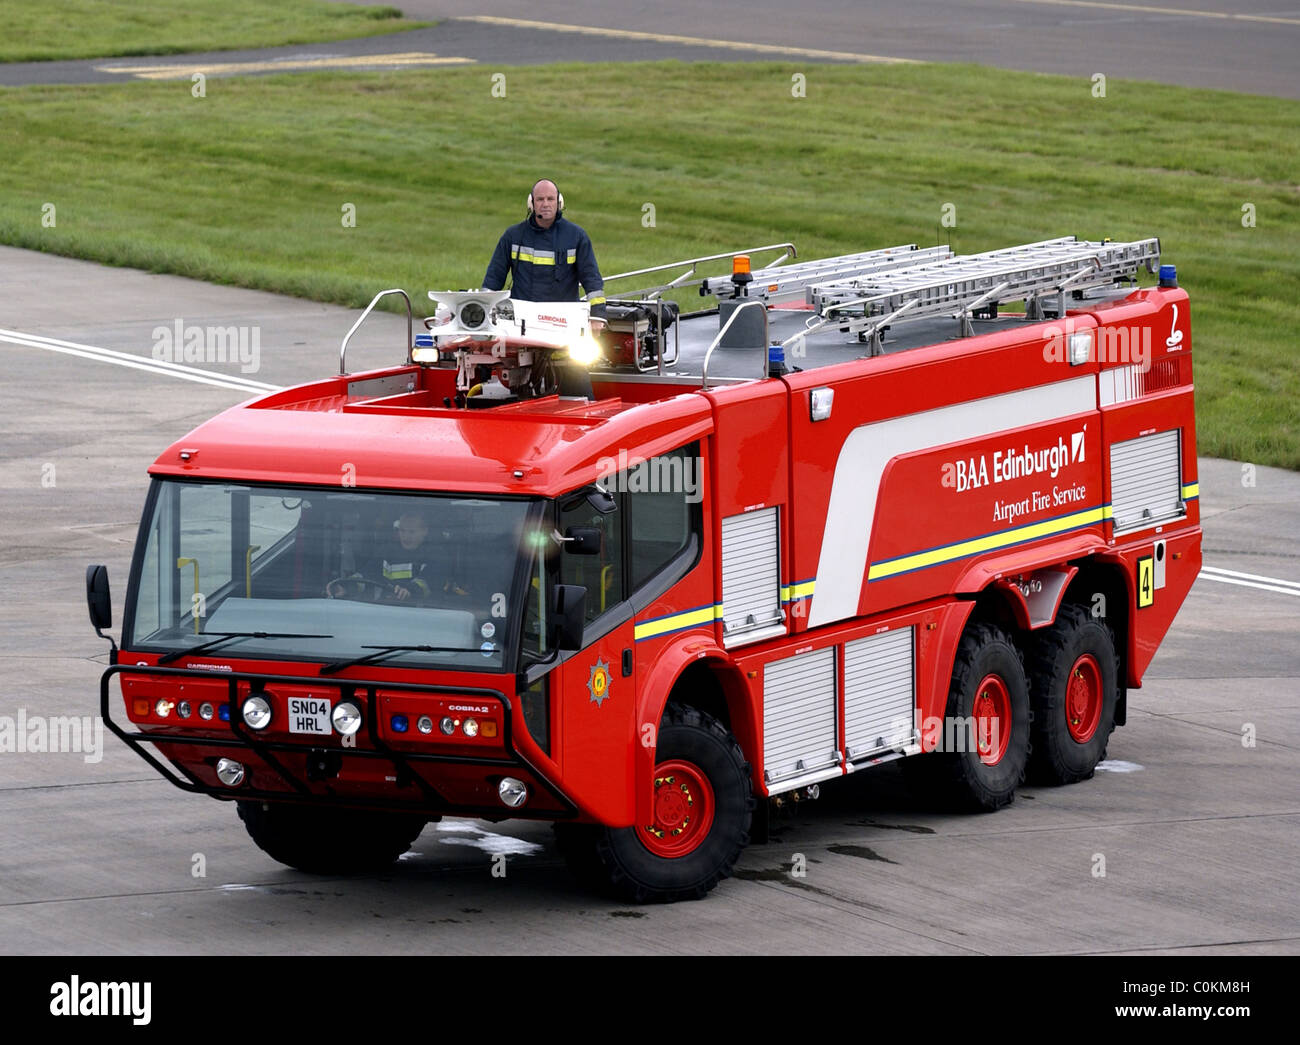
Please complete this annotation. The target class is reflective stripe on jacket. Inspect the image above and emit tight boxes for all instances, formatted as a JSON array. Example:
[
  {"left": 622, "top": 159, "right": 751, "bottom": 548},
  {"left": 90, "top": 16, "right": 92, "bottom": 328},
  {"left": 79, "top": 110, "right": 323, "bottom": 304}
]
[{"left": 483, "top": 213, "right": 606, "bottom": 318}]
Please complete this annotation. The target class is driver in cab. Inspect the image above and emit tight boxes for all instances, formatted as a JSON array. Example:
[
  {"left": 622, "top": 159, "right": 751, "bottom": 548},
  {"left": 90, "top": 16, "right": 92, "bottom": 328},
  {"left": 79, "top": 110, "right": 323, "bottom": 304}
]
[{"left": 328, "top": 511, "right": 434, "bottom": 603}]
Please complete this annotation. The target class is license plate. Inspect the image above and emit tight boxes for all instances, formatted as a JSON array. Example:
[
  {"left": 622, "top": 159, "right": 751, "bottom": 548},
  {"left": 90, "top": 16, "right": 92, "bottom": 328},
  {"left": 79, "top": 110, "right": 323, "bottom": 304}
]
[{"left": 288, "top": 695, "right": 332, "bottom": 735}]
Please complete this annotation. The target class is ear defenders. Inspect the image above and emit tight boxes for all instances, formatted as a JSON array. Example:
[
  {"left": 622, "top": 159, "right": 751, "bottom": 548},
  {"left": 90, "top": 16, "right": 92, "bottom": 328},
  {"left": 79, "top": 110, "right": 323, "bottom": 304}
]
[{"left": 526, "top": 180, "right": 564, "bottom": 214}]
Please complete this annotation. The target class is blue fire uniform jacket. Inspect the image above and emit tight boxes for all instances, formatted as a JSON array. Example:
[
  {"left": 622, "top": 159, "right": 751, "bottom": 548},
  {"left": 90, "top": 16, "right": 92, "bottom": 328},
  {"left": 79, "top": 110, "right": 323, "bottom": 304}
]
[{"left": 482, "top": 212, "right": 607, "bottom": 319}]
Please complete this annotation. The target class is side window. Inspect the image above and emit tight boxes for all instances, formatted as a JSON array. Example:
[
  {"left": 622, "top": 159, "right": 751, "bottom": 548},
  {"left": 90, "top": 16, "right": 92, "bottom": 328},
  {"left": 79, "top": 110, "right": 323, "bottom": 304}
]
[
  {"left": 628, "top": 444, "right": 699, "bottom": 589},
  {"left": 555, "top": 442, "right": 701, "bottom": 624},
  {"left": 559, "top": 493, "right": 625, "bottom": 623}
]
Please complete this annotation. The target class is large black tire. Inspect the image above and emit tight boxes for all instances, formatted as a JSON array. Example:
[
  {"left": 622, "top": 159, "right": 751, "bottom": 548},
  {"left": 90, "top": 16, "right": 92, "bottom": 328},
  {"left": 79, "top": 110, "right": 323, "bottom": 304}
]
[
  {"left": 554, "top": 703, "right": 753, "bottom": 903},
  {"left": 236, "top": 801, "right": 426, "bottom": 874},
  {"left": 1026, "top": 602, "right": 1119, "bottom": 785},
  {"left": 904, "top": 624, "right": 1031, "bottom": 812}
]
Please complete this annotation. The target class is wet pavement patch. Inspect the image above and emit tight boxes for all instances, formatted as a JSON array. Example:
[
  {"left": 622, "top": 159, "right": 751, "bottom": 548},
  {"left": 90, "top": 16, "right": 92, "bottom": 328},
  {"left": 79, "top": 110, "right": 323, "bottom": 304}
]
[{"left": 827, "top": 844, "right": 898, "bottom": 865}]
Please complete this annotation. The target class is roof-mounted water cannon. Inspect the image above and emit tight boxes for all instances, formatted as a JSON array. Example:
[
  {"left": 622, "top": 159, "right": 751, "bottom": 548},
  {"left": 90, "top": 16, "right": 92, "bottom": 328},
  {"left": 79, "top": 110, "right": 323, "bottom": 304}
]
[
  {"left": 426, "top": 290, "right": 513, "bottom": 338},
  {"left": 420, "top": 293, "right": 598, "bottom": 401}
]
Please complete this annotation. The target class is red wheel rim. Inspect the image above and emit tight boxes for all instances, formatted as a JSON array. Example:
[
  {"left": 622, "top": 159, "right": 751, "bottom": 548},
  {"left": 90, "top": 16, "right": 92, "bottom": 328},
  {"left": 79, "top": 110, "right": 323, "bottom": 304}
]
[
  {"left": 1065, "top": 653, "right": 1103, "bottom": 743},
  {"left": 638, "top": 759, "right": 715, "bottom": 858},
  {"left": 972, "top": 674, "right": 1011, "bottom": 766}
]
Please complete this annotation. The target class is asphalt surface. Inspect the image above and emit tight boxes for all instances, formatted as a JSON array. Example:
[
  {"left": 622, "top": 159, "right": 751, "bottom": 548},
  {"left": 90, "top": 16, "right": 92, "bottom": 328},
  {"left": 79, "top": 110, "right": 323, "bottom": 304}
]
[
  {"left": 1, "top": 1, "right": 1297, "bottom": 97},
  {"left": 0, "top": 245, "right": 1296, "bottom": 955}
]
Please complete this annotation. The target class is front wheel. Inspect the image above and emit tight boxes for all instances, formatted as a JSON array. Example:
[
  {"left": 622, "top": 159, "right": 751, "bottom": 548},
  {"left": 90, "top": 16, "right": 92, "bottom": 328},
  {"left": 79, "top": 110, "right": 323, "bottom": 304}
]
[
  {"left": 555, "top": 703, "right": 753, "bottom": 903},
  {"left": 236, "top": 801, "right": 426, "bottom": 874}
]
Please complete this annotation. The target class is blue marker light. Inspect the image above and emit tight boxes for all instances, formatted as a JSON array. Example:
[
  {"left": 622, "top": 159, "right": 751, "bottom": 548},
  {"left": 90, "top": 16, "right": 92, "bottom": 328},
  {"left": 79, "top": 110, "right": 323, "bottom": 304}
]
[
  {"left": 391, "top": 714, "right": 410, "bottom": 733},
  {"left": 218, "top": 704, "right": 231, "bottom": 722}
]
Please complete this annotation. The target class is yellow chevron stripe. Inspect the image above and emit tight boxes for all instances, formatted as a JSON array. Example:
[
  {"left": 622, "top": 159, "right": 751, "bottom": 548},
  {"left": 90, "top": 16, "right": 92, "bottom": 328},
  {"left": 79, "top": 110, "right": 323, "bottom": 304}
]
[
  {"left": 781, "top": 580, "right": 816, "bottom": 601},
  {"left": 868, "top": 507, "right": 1106, "bottom": 581},
  {"left": 633, "top": 604, "right": 722, "bottom": 641}
]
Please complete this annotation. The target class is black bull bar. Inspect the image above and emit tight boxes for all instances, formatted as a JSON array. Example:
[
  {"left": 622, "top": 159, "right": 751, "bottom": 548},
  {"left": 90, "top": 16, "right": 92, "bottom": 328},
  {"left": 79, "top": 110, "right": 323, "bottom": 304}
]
[{"left": 100, "top": 663, "right": 576, "bottom": 819}]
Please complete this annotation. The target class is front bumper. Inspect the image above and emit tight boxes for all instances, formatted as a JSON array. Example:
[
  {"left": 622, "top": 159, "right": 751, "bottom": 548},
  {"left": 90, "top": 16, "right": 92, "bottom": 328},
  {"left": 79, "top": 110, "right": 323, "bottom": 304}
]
[{"left": 101, "top": 663, "right": 575, "bottom": 820}]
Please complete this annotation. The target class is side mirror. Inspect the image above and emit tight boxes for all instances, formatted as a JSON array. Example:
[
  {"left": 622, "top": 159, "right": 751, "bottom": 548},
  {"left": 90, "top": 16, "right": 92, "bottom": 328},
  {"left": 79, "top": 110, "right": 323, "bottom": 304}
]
[
  {"left": 86, "top": 564, "right": 116, "bottom": 649},
  {"left": 563, "top": 526, "right": 602, "bottom": 555},
  {"left": 552, "top": 584, "right": 586, "bottom": 652}
]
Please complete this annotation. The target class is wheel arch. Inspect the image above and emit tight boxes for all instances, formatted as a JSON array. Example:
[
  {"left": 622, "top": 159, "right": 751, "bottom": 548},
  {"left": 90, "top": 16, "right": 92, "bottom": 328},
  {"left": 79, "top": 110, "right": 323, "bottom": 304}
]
[{"left": 632, "top": 637, "right": 756, "bottom": 827}]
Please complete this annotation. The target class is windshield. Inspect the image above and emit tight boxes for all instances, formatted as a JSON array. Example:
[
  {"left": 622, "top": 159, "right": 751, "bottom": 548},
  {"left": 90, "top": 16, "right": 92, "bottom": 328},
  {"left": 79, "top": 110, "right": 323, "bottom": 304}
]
[{"left": 125, "top": 480, "right": 544, "bottom": 672}]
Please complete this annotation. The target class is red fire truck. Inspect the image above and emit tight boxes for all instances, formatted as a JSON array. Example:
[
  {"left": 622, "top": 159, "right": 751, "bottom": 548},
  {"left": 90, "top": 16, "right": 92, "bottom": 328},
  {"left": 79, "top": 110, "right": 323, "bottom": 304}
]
[{"left": 88, "top": 236, "right": 1201, "bottom": 902}]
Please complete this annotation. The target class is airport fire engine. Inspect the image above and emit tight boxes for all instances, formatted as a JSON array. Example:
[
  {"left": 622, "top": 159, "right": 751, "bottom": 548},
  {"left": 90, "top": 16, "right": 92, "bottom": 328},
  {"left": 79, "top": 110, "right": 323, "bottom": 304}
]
[{"left": 88, "top": 235, "right": 1201, "bottom": 902}]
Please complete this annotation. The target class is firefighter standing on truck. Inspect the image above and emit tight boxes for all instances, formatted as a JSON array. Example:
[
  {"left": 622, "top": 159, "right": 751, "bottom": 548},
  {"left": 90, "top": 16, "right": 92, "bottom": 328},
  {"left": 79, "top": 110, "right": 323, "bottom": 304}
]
[{"left": 483, "top": 179, "right": 607, "bottom": 333}]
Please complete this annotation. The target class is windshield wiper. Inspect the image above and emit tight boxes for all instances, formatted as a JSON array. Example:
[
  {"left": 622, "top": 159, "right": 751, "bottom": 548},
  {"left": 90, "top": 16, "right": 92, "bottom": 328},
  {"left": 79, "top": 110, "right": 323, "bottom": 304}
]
[
  {"left": 320, "top": 644, "right": 489, "bottom": 676},
  {"left": 158, "top": 632, "right": 333, "bottom": 666}
]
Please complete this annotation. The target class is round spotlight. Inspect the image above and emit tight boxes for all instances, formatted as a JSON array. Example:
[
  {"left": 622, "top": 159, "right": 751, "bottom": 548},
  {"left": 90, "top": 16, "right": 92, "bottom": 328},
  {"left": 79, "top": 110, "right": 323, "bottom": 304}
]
[
  {"left": 242, "top": 695, "right": 272, "bottom": 731},
  {"left": 198, "top": 702, "right": 215, "bottom": 721},
  {"left": 498, "top": 777, "right": 528, "bottom": 808},
  {"left": 215, "top": 759, "right": 245, "bottom": 787},
  {"left": 462, "top": 717, "right": 479, "bottom": 738},
  {"left": 460, "top": 301, "right": 487, "bottom": 329},
  {"left": 177, "top": 701, "right": 192, "bottom": 719},
  {"left": 155, "top": 699, "right": 173, "bottom": 718},
  {"left": 417, "top": 715, "right": 434, "bottom": 735},
  {"left": 439, "top": 716, "right": 456, "bottom": 736},
  {"left": 332, "top": 701, "right": 362, "bottom": 736}
]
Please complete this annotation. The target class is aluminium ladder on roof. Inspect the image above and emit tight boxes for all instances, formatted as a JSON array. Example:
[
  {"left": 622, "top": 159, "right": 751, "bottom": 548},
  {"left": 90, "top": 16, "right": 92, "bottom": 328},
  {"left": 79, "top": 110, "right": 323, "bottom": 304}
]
[
  {"left": 791, "top": 236, "right": 1161, "bottom": 354},
  {"left": 709, "top": 243, "right": 955, "bottom": 305}
]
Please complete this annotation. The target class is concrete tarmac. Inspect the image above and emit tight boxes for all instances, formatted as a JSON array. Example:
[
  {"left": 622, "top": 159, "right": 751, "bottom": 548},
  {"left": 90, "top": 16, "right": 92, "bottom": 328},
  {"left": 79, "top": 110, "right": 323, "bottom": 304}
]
[
  {"left": 2, "top": 1, "right": 1297, "bottom": 97},
  {"left": 0, "top": 246, "right": 1296, "bottom": 954}
]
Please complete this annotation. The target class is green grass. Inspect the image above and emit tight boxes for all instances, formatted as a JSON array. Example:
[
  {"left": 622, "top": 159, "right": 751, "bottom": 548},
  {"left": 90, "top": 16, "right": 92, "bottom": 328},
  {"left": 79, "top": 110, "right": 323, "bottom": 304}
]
[
  {"left": 0, "top": 1, "right": 425, "bottom": 63},
  {"left": 0, "top": 61, "right": 1296, "bottom": 467}
]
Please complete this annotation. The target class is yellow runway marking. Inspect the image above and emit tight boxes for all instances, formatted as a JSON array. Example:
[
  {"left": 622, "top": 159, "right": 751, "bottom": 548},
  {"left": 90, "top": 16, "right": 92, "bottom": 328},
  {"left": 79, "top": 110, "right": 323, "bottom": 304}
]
[
  {"left": 460, "top": 16, "right": 920, "bottom": 64},
  {"left": 97, "top": 52, "right": 475, "bottom": 80},
  {"left": 1005, "top": 0, "right": 1300, "bottom": 27}
]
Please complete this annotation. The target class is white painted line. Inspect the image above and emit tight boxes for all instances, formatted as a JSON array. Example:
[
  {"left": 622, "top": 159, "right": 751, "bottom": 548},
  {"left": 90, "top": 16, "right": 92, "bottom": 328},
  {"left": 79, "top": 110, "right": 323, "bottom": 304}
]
[
  {"left": 1201, "top": 566, "right": 1300, "bottom": 592},
  {"left": 1, "top": 327, "right": 280, "bottom": 395},
  {"left": 460, "top": 16, "right": 919, "bottom": 64},
  {"left": 1198, "top": 571, "right": 1300, "bottom": 598},
  {"left": 1005, "top": 0, "right": 1300, "bottom": 27},
  {"left": 97, "top": 52, "right": 475, "bottom": 80}
]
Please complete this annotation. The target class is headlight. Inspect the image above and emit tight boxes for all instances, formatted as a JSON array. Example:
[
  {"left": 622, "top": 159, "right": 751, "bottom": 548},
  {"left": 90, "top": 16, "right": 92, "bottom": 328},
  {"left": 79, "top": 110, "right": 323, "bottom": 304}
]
[
  {"left": 242, "top": 695, "right": 272, "bottom": 731},
  {"left": 498, "top": 777, "right": 528, "bottom": 808},
  {"left": 215, "top": 759, "right": 245, "bottom": 786},
  {"left": 331, "top": 702, "right": 362, "bottom": 736}
]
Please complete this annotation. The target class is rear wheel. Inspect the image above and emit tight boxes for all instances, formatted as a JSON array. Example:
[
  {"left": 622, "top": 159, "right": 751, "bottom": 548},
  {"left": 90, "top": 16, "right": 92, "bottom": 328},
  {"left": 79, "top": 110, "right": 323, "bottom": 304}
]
[
  {"left": 554, "top": 703, "right": 753, "bottom": 903},
  {"left": 906, "top": 624, "right": 1030, "bottom": 811},
  {"left": 236, "top": 801, "right": 426, "bottom": 874},
  {"left": 1026, "top": 603, "right": 1119, "bottom": 784}
]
